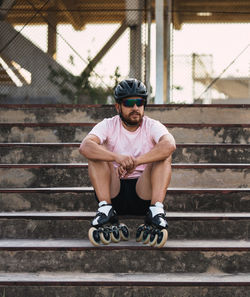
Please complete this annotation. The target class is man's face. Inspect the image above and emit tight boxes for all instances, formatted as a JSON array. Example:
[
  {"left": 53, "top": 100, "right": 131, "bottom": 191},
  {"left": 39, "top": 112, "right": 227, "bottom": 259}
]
[{"left": 116, "top": 97, "right": 145, "bottom": 126}]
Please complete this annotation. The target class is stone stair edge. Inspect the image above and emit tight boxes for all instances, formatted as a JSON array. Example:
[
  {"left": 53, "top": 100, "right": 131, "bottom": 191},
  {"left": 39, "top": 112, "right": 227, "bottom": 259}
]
[
  {"left": 1, "top": 122, "right": 250, "bottom": 127},
  {"left": 1, "top": 103, "right": 250, "bottom": 108},
  {"left": 0, "top": 211, "right": 249, "bottom": 220},
  {"left": 1, "top": 142, "right": 250, "bottom": 147},
  {"left": 0, "top": 272, "right": 250, "bottom": 286},
  {"left": 1, "top": 187, "right": 249, "bottom": 193},
  {"left": 1, "top": 163, "right": 250, "bottom": 168},
  {"left": 0, "top": 238, "right": 250, "bottom": 251}
]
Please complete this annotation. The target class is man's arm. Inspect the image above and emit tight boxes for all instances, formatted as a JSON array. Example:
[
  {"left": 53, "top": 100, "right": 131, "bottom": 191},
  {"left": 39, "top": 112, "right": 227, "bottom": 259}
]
[
  {"left": 135, "top": 134, "right": 176, "bottom": 166},
  {"left": 118, "top": 134, "right": 176, "bottom": 178},
  {"left": 79, "top": 134, "right": 136, "bottom": 169},
  {"left": 79, "top": 134, "right": 115, "bottom": 162}
]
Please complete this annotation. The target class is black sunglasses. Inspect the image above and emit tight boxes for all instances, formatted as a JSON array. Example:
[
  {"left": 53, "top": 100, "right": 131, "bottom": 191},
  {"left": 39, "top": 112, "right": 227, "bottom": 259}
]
[{"left": 121, "top": 98, "right": 145, "bottom": 107}]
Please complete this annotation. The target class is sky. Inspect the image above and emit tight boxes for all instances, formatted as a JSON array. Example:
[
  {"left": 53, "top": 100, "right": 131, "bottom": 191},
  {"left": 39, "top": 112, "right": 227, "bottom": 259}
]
[{"left": 15, "top": 22, "right": 250, "bottom": 103}]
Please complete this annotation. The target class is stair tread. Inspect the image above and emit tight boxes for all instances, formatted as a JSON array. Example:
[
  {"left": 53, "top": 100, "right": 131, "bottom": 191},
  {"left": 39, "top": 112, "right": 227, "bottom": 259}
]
[
  {"left": 1, "top": 142, "right": 250, "bottom": 147},
  {"left": 1, "top": 163, "right": 250, "bottom": 168},
  {"left": 0, "top": 211, "right": 249, "bottom": 219},
  {"left": 1, "top": 122, "right": 250, "bottom": 127},
  {"left": 1, "top": 103, "right": 250, "bottom": 107},
  {"left": 1, "top": 187, "right": 250, "bottom": 193},
  {"left": 0, "top": 238, "right": 250, "bottom": 250},
  {"left": 0, "top": 271, "right": 249, "bottom": 286}
]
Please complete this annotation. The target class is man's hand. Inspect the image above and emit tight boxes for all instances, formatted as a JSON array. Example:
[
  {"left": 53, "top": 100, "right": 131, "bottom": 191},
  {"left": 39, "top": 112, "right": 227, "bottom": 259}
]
[
  {"left": 115, "top": 155, "right": 139, "bottom": 178},
  {"left": 115, "top": 154, "right": 137, "bottom": 178},
  {"left": 115, "top": 154, "right": 136, "bottom": 170}
]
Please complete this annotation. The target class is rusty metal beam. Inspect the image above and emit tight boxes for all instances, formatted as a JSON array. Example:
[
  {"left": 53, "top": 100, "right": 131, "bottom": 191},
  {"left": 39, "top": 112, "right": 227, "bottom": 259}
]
[
  {"left": 47, "top": 1, "right": 57, "bottom": 58},
  {"left": 172, "top": 0, "right": 182, "bottom": 30},
  {"left": 82, "top": 21, "right": 128, "bottom": 77},
  {"left": 5, "top": 0, "right": 250, "bottom": 27},
  {"left": 59, "top": 0, "right": 83, "bottom": 31},
  {"left": 0, "top": 0, "right": 16, "bottom": 19}
]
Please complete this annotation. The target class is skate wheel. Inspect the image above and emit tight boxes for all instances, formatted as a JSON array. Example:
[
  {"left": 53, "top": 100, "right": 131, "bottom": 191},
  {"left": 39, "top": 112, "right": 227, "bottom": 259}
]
[
  {"left": 100, "top": 228, "right": 111, "bottom": 245},
  {"left": 149, "top": 232, "right": 158, "bottom": 246},
  {"left": 136, "top": 224, "right": 144, "bottom": 242},
  {"left": 142, "top": 227, "right": 151, "bottom": 244},
  {"left": 88, "top": 227, "right": 101, "bottom": 247},
  {"left": 120, "top": 224, "right": 130, "bottom": 241},
  {"left": 155, "top": 229, "right": 168, "bottom": 248},
  {"left": 110, "top": 226, "right": 121, "bottom": 243}
]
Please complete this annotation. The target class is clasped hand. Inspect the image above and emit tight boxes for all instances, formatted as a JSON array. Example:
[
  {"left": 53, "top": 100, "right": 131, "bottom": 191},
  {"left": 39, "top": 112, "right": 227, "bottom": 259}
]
[{"left": 115, "top": 154, "right": 138, "bottom": 178}]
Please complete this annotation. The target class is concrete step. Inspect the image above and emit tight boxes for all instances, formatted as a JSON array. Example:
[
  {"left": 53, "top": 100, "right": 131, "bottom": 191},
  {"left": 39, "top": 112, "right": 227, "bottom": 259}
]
[
  {"left": 0, "top": 188, "right": 250, "bottom": 213},
  {"left": 0, "top": 272, "right": 249, "bottom": 297},
  {"left": 1, "top": 123, "right": 250, "bottom": 143},
  {"left": 0, "top": 239, "right": 250, "bottom": 274},
  {"left": 1, "top": 143, "right": 250, "bottom": 164},
  {"left": 0, "top": 211, "right": 249, "bottom": 240},
  {"left": 1, "top": 104, "right": 250, "bottom": 124},
  {"left": 0, "top": 163, "right": 249, "bottom": 188}
]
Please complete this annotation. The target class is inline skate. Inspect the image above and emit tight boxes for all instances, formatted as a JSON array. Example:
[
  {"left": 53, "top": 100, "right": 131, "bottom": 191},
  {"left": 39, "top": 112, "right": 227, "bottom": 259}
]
[
  {"left": 88, "top": 201, "right": 129, "bottom": 246},
  {"left": 136, "top": 202, "right": 168, "bottom": 248}
]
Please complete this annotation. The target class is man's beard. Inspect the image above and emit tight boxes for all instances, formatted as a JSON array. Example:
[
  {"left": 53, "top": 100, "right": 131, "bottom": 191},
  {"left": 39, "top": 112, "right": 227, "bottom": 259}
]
[{"left": 120, "top": 111, "right": 143, "bottom": 127}]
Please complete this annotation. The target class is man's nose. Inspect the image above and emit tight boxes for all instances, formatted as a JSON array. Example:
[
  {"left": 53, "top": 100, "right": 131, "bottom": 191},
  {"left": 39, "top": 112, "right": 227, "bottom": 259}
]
[{"left": 132, "top": 103, "right": 139, "bottom": 109}]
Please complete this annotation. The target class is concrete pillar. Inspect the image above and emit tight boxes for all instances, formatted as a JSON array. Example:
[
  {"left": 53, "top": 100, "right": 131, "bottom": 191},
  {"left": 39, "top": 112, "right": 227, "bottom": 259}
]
[
  {"left": 155, "top": 0, "right": 164, "bottom": 104},
  {"left": 129, "top": 26, "right": 142, "bottom": 79},
  {"left": 146, "top": 0, "right": 152, "bottom": 100},
  {"left": 126, "top": 0, "right": 142, "bottom": 80},
  {"left": 165, "top": 0, "right": 172, "bottom": 103}
]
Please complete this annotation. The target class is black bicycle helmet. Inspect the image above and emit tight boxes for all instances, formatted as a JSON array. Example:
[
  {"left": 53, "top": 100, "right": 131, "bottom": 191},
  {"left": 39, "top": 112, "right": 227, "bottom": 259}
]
[{"left": 114, "top": 78, "right": 148, "bottom": 105}]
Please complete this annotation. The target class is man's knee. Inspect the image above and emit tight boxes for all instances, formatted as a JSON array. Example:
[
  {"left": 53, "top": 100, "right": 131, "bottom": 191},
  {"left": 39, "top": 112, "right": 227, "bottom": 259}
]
[
  {"left": 165, "top": 155, "right": 172, "bottom": 165},
  {"left": 152, "top": 155, "right": 172, "bottom": 168}
]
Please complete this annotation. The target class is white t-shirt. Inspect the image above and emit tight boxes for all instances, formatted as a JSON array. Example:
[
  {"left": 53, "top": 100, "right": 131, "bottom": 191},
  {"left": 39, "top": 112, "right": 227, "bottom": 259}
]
[{"left": 88, "top": 115, "right": 170, "bottom": 178}]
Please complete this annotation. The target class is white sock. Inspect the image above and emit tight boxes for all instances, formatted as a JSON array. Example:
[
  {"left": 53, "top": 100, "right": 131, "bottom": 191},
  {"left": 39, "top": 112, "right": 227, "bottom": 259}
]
[
  {"left": 98, "top": 201, "right": 112, "bottom": 216},
  {"left": 150, "top": 202, "right": 164, "bottom": 217}
]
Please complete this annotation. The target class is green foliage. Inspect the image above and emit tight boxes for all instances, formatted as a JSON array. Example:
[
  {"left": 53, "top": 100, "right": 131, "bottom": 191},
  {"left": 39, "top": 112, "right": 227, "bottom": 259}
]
[{"left": 48, "top": 57, "right": 121, "bottom": 104}]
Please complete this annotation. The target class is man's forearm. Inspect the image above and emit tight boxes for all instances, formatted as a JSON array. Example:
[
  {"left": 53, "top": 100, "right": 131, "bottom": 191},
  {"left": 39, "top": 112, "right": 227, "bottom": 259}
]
[
  {"left": 79, "top": 139, "right": 115, "bottom": 162},
  {"left": 136, "top": 138, "right": 176, "bottom": 166}
]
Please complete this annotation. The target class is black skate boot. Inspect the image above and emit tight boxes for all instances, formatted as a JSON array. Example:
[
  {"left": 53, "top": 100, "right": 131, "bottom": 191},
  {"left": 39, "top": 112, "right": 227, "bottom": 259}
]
[
  {"left": 88, "top": 201, "right": 129, "bottom": 246},
  {"left": 136, "top": 202, "right": 168, "bottom": 248}
]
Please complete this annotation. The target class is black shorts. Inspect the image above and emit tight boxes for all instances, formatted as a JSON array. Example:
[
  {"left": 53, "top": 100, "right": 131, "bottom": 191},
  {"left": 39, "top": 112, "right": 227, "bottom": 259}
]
[{"left": 95, "top": 178, "right": 151, "bottom": 216}]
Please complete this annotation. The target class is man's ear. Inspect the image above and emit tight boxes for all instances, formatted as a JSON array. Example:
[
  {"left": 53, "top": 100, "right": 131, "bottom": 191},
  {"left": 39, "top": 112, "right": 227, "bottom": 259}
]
[{"left": 115, "top": 103, "right": 121, "bottom": 114}]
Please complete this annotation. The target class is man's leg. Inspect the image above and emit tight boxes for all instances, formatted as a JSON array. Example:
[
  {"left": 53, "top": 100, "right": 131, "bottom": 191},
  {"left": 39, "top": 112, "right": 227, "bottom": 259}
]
[
  {"left": 136, "top": 156, "right": 172, "bottom": 204},
  {"left": 88, "top": 160, "right": 120, "bottom": 203},
  {"left": 135, "top": 156, "right": 172, "bottom": 247},
  {"left": 88, "top": 160, "right": 126, "bottom": 246}
]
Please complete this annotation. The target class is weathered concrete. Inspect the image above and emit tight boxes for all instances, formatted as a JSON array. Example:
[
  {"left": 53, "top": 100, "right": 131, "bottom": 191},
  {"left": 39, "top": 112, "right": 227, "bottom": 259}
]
[
  {"left": 1, "top": 285, "right": 250, "bottom": 297},
  {"left": 0, "top": 165, "right": 249, "bottom": 188},
  {"left": 0, "top": 213, "right": 249, "bottom": 240},
  {"left": 0, "top": 189, "right": 250, "bottom": 212},
  {"left": 0, "top": 246, "right": 250, "bottom": 273},
  {"left": 0, "top": 191, "right": 94, "bottom": 212},
  {"left": 0, "top": 272, "right": 250, "bottom": 297},
  {"left": 0, "top": 124, "right": 91, "bottom": 143},
  {"left": 1, "top": 104, "right": 250, "bottom": 124},
  {"left": 1, "top": 124, "right": 249, "bottom": 144},
  {"left": 1, "top": 144, "right": 250, "bottom": 164},
  {"left": 0, "top": 103, "right": 249, "bottom": 296}
]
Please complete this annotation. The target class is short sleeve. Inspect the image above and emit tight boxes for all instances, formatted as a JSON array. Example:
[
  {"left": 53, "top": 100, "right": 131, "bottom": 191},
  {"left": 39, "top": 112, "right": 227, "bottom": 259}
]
[
  {"left": 88, "top": 119, "right": 109, "bottom": 144},
  {"left": 150, "top": 119, "right": 170, "bottom": 143}
]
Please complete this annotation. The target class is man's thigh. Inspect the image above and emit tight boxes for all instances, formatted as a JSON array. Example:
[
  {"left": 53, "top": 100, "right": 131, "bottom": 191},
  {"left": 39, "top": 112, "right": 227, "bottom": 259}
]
[
  {"left": 135, "top": 163, "right": 153, "bottom": 201},
  {"left": 109, "top": 163, "right": 121, "bottom": 199}
]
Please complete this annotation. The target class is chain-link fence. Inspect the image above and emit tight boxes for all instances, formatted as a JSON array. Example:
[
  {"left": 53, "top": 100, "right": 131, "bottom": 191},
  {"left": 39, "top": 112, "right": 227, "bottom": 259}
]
[
  {"left": 0, "top": 0, "right": 148, "bottom": 104},
  {"left": 0, "top": 0, "right": 250, "bottom": 104},
  {"left": 171, "top": 1, "right": 250, "bottom": 104}
]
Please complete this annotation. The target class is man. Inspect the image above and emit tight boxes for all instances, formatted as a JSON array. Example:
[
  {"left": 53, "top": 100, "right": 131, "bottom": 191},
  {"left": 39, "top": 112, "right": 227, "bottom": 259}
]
[{"left": 79, "top": 78, "right": 176, "bottom": 246}]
